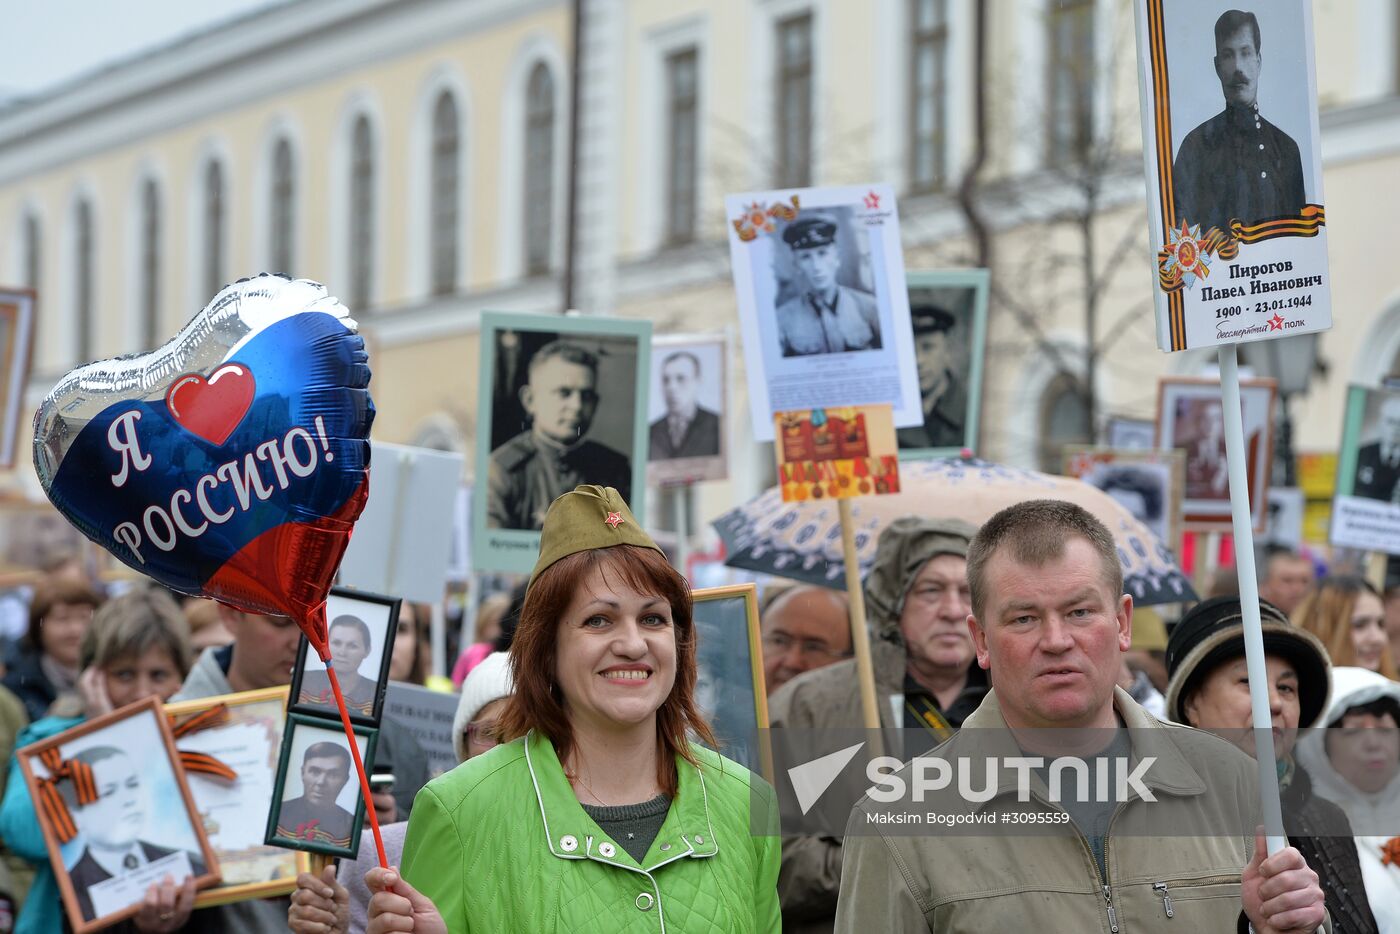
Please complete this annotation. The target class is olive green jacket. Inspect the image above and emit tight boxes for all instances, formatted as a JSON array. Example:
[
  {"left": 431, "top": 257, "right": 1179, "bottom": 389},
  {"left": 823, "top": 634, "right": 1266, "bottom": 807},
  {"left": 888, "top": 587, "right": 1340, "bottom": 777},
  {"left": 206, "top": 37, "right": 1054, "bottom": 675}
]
[
  {"left": 834, "top": 688, "right": 1331, "bottom": 933},
  {"left": 401, "top": 731, "right": 781, "bottom": 933}
]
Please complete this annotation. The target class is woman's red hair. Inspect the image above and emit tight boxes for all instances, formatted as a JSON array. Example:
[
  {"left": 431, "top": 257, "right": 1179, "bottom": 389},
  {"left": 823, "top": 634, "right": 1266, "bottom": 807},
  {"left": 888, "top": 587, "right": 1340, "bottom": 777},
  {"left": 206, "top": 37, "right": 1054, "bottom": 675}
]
[{"left": 497, "top": 544, "right": 717, "bottom": 797}]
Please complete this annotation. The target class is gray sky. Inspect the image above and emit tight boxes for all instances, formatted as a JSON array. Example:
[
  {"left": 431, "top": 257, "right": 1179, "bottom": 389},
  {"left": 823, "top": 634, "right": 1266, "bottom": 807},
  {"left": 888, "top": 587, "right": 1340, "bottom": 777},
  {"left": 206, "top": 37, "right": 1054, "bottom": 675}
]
[{"left": 0, "top": 0, "right": 290, "bottom": 99}]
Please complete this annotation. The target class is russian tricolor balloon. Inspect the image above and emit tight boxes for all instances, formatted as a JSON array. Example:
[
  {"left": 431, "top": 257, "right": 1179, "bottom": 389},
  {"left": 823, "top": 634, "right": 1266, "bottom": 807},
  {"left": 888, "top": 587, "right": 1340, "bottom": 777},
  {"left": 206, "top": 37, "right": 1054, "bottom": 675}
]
[{"left": 33, "top": 275, "right": 373, "bottom": 657}]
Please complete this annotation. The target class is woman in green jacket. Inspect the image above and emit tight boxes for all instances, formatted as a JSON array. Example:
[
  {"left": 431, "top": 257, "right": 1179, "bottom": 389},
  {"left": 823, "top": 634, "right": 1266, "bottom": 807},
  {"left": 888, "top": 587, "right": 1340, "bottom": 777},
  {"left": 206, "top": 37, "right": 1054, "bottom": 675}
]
[{"left": 366, "top": 485, "right": 781, "bottom": 933}]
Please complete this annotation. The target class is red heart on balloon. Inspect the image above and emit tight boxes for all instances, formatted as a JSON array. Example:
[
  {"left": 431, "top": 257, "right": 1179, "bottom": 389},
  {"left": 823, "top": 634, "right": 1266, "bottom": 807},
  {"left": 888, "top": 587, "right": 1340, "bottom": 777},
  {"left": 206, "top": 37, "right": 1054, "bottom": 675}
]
[{"left": 165, "top": 364, "right": 257, "bottom": 446}]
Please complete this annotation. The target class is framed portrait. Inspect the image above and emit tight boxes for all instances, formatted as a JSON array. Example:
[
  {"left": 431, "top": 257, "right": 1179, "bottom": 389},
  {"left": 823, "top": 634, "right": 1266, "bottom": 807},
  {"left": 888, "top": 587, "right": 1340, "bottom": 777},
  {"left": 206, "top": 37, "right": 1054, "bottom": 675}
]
[
  {"left": 1104, "top": 415, "right": 1157, "bottom": 451},
  {"left": 0, "top": 499, "right": 90, "bottom": 587},
  {"left": 896, "top": 270, "right": 990, "bottom": 459},
  {"left": 1063, "top": 446, "right": 1186, "bottom": 552},
  {"left": 165, "top": 687, "right": 310, "bottom": 907},
  {"left": 16, "top": 696, "right": 220, "bottom": 934},
  {"left": 1263, "top": 487, "right": 1306, "bottom": 551},
  {"left": 1330, "top": 385, "right": 1400, "bottom": 553},
  {"left": 264, "top": 715, "right": 377, "bottom": 860},
  {"left": 289, "top": 588, "right": 400, "bottom": 726},
  {"left": 473, "top": 311, "right": 651, "bottom": 572},
  {"left": 692, "top": 584, "right": 772, "bottom": 782},
  {"left": 0, "top": 288, "right": 37, "bottom": 470},
  {"left": 1131, "top": 0, "right": 1330, "bottom": 352},
  {"left": 724, "top": 184, "right": 921, "bottom": 443},
  {"left": 1155, "top": 376, "right": 1276, "bottom": 531},
  {"left": 647, "top": 334, "right": 729, "bottom": 487}
]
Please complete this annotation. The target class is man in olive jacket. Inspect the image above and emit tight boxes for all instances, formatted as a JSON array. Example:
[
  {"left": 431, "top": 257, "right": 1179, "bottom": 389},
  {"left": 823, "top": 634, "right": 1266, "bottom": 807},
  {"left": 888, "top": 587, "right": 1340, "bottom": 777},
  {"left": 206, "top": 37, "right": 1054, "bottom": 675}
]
[
  {"left": 834, "top": 500, "right": 1329, "bottom": 933},
  {"left": 768, "top": 517, "right": 983, "bottom": 933}
]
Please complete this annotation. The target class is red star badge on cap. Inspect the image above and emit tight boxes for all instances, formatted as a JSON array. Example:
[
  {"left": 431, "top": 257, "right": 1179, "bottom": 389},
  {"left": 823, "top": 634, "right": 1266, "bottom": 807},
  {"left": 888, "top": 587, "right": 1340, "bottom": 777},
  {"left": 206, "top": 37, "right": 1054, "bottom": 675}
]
[
  {"left": 1268, "top": 314, "right": 1285, "bottom": 331},
  {"left": 605, "top": 512, "right": 624, "bottom": 529}
]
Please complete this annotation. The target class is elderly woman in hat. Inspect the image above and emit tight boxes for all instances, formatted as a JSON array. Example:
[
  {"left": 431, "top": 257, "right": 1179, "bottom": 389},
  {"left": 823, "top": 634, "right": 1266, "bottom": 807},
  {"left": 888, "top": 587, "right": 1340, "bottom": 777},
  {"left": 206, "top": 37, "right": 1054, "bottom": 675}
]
[
  {"left": 364, "top": 486, "right": 780, "bottom": 933},
  {"left": 1165, "top": 596, "right": 1378, "bottom": 932}
]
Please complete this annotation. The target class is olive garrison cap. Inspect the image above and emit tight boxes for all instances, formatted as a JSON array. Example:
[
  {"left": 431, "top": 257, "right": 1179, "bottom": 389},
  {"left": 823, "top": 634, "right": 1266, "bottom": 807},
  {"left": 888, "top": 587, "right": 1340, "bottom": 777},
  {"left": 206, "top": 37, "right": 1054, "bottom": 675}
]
[
  {"left": 782, "top": 216, "right": 838, "bottom": 250},
  {"left": 529, "top": 485, "right": 663, "bottom": 585}
]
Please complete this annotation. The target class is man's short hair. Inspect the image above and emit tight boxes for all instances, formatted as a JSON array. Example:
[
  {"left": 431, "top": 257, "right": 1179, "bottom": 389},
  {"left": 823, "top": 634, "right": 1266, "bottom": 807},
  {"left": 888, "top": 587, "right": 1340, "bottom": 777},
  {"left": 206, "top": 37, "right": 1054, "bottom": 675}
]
[
  {"left": 966, "top": 500, "right": 1123, "bottom": 621},
  {"left": 303, "top": 741, "right": 351, "bottom": 770},
  {"left": 661, "top": 351, "right": 702, "bottom": 379},
  {"left": 1214, "top": 10, "right": 1260, "bottom": 54},
  {"left": 61, "top": 746, "right": 129, "bottom": 809},
  {"left": 527, "top": 341, "right": 598, "bottom": 381},
  {"left": 329, "top": 614, "right": 372, "bottom": 652}
]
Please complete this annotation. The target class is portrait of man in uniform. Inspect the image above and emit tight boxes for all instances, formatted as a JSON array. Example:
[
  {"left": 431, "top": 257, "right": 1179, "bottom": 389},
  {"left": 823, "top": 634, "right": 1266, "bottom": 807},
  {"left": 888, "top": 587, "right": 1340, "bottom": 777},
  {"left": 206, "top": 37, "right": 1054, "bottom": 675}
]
[
  {"left": 896, "top": 305, "right": 966, "bottom": 450},
  {"left": 487, "top": 340, "right": 632, "bottom": 531},
  {"left": 297, "top": 615, "right": 377, "bottom": 717},
  {"left": 65, "top": 746, "right": 207, "bottom": 923},
  {"left": 1172, "top": 9, "right": 1305, "bottom": 232},
  {"left": 649, "top": 351, "right": 721, "bottom": 461},
  {"left": 274, "top": 741, "right": 356, "bottom": 850},
  {"left": 774, "top": 215, "right": 882, "bottom": 357},
  {"left": 1353, "top": 393, "right": 1400, "bottom": 503}
]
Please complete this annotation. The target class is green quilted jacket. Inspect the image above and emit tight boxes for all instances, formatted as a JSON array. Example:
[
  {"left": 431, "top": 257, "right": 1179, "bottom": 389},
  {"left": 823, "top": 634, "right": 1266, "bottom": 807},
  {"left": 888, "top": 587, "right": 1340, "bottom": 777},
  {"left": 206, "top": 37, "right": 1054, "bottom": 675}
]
[{"left": 401, "top": 730, "right": 782, "bottom": 933}]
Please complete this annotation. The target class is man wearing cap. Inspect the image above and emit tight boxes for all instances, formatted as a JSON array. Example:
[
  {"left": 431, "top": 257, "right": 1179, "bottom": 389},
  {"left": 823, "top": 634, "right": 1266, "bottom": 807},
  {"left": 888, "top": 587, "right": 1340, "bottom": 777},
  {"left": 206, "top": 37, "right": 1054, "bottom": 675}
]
[
  {"left": 768, "top": 516, "right": 982, "bottom": 933},
  {"left": 1172, "top": 10, "right": 1306, "bottom": 233},
  {"left": 897, "top": 305, "right": 966, "bottom": 449},
  {"left": 775, "top": 216, "right": 882, "bottom": 357}
]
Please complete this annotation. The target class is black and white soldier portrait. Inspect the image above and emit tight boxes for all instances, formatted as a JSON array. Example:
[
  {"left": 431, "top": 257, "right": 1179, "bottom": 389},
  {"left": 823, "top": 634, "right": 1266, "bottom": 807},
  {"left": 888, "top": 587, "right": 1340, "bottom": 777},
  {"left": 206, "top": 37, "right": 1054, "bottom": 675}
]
[
  {"left": 774, "top": 214, "right": 882, "bottom": 357},
  {"left": 898, "top": 305, "right": 964, "bottom": 450},
  {"left": 486, "top": 338, "right": 634, "bottom": 531},
  {"left": 649, "top": 350, "right": 721, "bottom": 461},
  {"left": 1171, "top": 9, "right": 1305, "bottom": 232},
  {"left": 1353, "top": 393, "right": 1400, "bottom": 504}
]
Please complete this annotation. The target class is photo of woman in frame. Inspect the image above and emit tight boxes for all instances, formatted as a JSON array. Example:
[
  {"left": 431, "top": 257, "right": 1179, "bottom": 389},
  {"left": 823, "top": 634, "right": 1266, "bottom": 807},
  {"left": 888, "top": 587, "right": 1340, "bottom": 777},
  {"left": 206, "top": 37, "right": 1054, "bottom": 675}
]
[{"left": 289, "top": 589, "right": 399, "bottom": 725}]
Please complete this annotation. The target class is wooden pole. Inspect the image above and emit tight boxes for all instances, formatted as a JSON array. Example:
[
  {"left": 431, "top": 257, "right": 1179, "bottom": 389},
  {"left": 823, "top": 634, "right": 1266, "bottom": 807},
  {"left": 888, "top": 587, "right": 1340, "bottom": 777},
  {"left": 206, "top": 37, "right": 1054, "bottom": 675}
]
[
  {"left": 1219, "top": 344, "right": 1285, "bottom": 856},
  {"left": 838, "top": 499, "right": 881, "bottom": 732}
]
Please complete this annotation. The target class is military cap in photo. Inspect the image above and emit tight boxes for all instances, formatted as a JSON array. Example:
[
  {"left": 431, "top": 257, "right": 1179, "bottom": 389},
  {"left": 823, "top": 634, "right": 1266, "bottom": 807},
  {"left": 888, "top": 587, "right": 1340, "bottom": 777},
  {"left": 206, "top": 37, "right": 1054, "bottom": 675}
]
[
  {"left": 530, "top": 485, "right": 662, "bottom": 585},
  {"left": 781, "top": 216, "right": 838, "bottom": 250},
  {"left": 910, "top": 306, "right": 956, "bottom": 335}
]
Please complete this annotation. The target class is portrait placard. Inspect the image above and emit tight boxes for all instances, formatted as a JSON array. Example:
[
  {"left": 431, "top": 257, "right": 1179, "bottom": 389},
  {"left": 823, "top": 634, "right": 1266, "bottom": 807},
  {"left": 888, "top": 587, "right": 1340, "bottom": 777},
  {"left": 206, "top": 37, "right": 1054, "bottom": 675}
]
[
  {"left": 1155, "top": 376, "right": 1276, "bottom": 530},
  {"left": 692, "top": 584, "right": 771, "bottom": 782},
  {"left": 1063, "top": 447, "right": 1186, "bottom": 552},
  {"left": 774, "top": 405, "right": 900, "bottom": 502},
  {"left": 0, "top": 288, "right": 37, "bottom": 469},
  {"left": 289, "top": 588, "right": 400, "bottom": 726},
  {"left": 647, "top": 334, "right": 729, "bottom": 487},
  {"left": 1330, "top": 385, "right": 1400, "bottom": 554},
  {"left": 383, "top": 681, "right": 460, "bottom": 779},
  {"left": 724, "top": 184, "right": 920, "bottom": 441},
  {"left": 1104, "top": 416, "right": 1157, "bottom": 451},
  {"left": 164, "top": 687, "right": 309, "bottom": 907},
  {"left": 473, "top": 311, "right": 651, "bottom": 573},
  {"left": 1132, "top": 0, "right": 1331, "bottom": 351},
  {"left": 264, "top": 715, "right": 377, "bottom": 860},
  {"left": 896, "top": 270, "right": 989, "bottom": 459},
  {"left": 16, "top": 696, "right": 220, "bottom": 934},
  {"left": 1263, "top": 487, "right": 1306, "bottom": 551}
]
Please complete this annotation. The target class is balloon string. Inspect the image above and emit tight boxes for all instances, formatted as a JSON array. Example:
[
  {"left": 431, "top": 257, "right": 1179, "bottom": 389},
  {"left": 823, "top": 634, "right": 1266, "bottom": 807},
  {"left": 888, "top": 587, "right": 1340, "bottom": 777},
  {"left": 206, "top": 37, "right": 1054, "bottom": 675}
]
[{"left": 325, "top": 665, "right": 388, "bottom": 869}]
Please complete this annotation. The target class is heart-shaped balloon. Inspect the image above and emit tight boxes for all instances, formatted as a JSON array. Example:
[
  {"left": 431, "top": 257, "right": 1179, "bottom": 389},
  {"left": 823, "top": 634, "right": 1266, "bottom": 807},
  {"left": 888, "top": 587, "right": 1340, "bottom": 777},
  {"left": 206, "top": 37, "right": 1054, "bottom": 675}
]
[{"left": 33, "top": 274, "right": 374, "bottom": 656}]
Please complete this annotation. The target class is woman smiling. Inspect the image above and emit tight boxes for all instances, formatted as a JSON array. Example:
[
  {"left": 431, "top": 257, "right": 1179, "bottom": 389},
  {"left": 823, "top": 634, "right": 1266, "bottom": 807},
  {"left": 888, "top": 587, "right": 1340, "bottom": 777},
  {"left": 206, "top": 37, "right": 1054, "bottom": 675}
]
[{"left": 367, "top": 485, "right": 780, "bottom": 933}]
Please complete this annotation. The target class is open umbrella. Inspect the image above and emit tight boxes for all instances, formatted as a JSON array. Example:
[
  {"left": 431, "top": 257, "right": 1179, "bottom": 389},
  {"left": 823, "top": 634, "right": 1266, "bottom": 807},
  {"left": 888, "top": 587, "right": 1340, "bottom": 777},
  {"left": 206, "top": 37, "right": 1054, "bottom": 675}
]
[{"left": 713, "top": 456, "right": 1195, "bottom": 606}]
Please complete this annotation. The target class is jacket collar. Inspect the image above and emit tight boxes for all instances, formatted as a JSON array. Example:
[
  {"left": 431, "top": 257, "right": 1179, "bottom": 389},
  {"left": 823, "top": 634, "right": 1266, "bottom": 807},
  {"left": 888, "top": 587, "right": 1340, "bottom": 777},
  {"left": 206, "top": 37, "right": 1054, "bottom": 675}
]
[
  {"left": 957, "top": 687, "right": 1209, "bottom": 805},
  {"left": 523, "top": 731, "right": 719, "bottom": 873}
]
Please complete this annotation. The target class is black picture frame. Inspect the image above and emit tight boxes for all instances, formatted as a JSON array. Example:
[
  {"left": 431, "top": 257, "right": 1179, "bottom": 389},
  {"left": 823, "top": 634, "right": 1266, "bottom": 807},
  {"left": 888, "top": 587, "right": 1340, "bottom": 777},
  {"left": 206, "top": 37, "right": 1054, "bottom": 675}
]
[
  {"left": 288, "top": 587, "right": 401, "bottom": 726},
  {"left": 263, "top": 714, "right": 378, "bottom": 860}
]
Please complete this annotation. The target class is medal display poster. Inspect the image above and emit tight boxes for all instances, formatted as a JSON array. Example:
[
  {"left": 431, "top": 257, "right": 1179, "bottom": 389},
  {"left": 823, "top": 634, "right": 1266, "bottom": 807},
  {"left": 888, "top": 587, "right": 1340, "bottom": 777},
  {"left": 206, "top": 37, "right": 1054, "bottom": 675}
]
[
  {"left": 1132, "top": 0, "right": 1331, "bottom": 351},
  {"left": 724, "top": 184, "right": 920, "bottom": 442},
  {"left": 1331, "top": 385, "right": 1400, "bottom": 554}
]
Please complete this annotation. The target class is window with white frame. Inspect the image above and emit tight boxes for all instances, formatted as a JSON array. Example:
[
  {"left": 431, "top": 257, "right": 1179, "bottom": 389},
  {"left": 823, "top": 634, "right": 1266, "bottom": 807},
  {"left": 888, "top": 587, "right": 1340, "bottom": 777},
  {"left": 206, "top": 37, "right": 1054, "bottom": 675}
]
[
  {"left": 74, "top": 198, "right": 94, "bottom": 362},
  {"left": 139, "top": 178, "right": 160, "bottom": 350},
  {"left": 1046, "top": 0, "right": 1096, "bottom": 165},
  {"left": 22, "top": 213, "right": 40, "bottom": 291},
  {"left": 431, "top": 92, "right": 459, "bottom": 296},
  {"left": 909, "top": 0, "right": 949, "bottom": 192},
  {"left": 350, "top": 115, "right": 375, "bottom": 311},
  {"left": 524, "top": 63, "right": 556, "bottom": 276},
  {"left": 270, "top": 137, "right": 296, "bottom": 274},
  {"left": 775, "top": 12, "right": 814, "bottom": 188},
  {"left": 665, "top": 47, "right": 700, "bottom": 245},
  {"left": 204, "top": 160, "right": 225, "bottom": 299}
]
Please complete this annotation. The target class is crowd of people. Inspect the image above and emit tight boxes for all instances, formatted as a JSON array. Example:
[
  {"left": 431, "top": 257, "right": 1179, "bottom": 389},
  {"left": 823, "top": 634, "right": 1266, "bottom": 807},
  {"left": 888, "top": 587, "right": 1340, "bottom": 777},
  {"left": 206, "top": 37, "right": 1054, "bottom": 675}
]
[{"left": 0, "top": 490, "right": 1397, "bottom": 932}]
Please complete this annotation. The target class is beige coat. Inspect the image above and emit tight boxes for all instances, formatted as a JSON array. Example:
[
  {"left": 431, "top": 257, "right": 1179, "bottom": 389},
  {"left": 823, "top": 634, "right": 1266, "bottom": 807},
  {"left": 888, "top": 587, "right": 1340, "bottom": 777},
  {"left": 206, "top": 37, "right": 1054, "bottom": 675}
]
[{"left": 834, "top": 688, "right": 1331, "bottom": 933}]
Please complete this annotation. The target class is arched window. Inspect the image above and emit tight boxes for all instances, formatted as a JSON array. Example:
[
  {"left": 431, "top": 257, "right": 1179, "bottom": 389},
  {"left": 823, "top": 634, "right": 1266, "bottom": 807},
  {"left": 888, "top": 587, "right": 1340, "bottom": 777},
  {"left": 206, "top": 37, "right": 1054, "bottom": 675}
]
[
  {"left": 270, "top": 137, "right": 295, "bottom": 274},
  {"left": 430, "top": 93, "right": 459, "bottom": 296},
  {"left": 139, "top": 178, "right": 160, "bottom": 350},
  {"left": 74, "top": 198, "right": 94, "bottom": 362},
  {"left": 1038, "top": 372, "right": 1093, "bottom": 472},
  {"left": 22, "top": 213, "right": 40, "bottom": 291},
  {"left": 523, "top": 63, "right": 555, "bottom": 276},
  {"left": 350, "top": 115, "right": 375, "bottom": 310},
  {"left": 204, "top": 159, "right": 225, "bottom": 299},
  {"left": 909, "top": 0, "right": 949, "bottom": 192}
]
